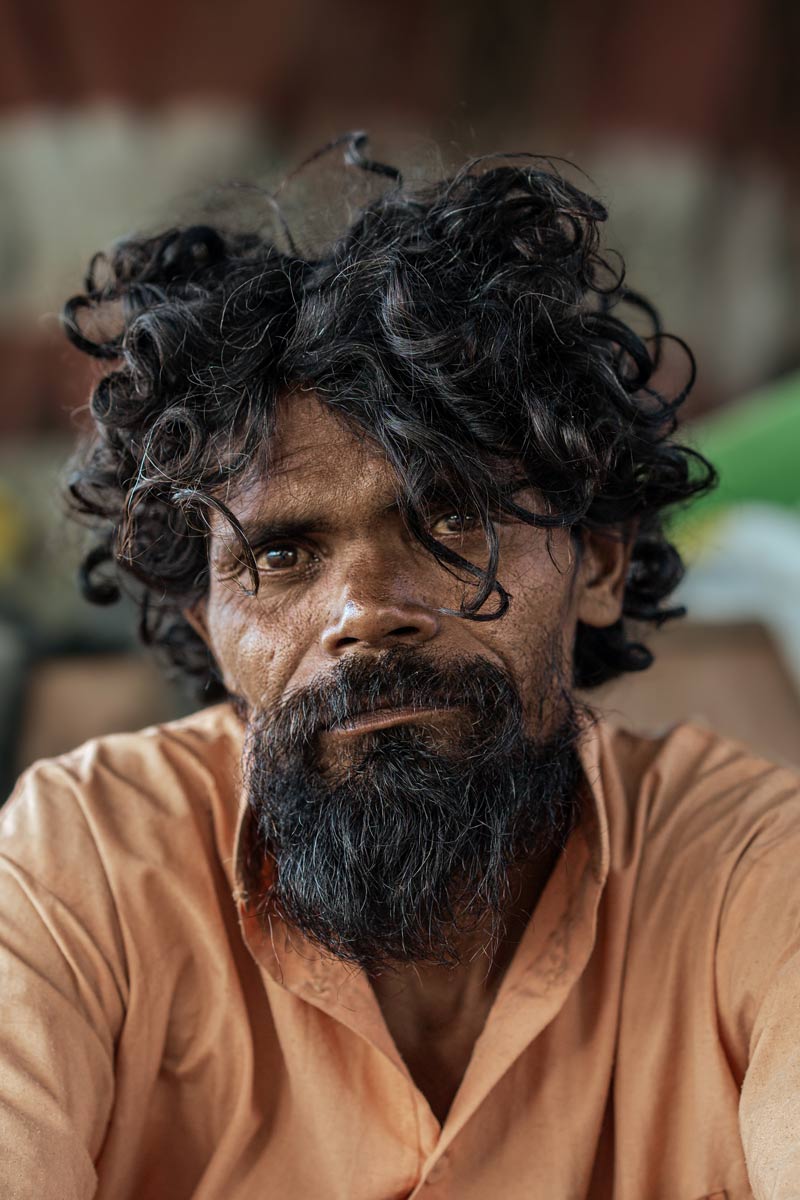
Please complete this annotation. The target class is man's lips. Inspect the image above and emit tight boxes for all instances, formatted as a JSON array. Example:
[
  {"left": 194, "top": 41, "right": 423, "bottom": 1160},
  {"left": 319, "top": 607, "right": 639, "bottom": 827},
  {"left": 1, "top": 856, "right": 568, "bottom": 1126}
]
[{"left": 325, "top": 704, "right": 462, "bottom": 735}]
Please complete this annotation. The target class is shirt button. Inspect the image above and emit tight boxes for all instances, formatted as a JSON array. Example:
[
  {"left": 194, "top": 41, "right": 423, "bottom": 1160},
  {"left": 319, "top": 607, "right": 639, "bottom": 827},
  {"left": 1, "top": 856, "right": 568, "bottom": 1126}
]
[{"left": 425, "top": 1154, "right": 450, "bottom": 1184}]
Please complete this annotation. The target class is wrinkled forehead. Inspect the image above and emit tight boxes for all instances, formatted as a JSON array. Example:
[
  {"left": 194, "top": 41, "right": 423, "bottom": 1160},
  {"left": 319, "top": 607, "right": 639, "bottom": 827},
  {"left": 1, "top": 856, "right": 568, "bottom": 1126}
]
[
  {"left": 212, "top": 391, "right": 400, "bottom": 529},
  {"left": 209, "top": 388, "right": 528, "bottom": 538},
  {"left": 268, "top": 391, "right": 379, "bottom": 476}
]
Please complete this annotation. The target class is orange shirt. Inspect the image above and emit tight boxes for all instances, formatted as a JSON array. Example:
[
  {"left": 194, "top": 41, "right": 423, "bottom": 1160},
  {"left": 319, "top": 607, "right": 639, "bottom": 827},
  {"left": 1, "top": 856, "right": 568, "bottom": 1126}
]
[{"left": 1, "top": 703, "right": 799, "bottom": 1200}]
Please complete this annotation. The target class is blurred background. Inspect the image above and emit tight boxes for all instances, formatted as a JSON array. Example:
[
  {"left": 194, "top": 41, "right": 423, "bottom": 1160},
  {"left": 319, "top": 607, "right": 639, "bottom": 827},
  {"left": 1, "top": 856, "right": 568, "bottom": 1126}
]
[{"left": 1, "top": 0, "right": 799, "bottom": 797}]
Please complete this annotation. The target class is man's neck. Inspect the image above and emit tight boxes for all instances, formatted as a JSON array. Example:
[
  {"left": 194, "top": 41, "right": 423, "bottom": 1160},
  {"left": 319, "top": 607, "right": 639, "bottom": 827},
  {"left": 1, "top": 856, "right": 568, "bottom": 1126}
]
[{"left": 368, "top": 845, "right": 561, "bottom": 1123}]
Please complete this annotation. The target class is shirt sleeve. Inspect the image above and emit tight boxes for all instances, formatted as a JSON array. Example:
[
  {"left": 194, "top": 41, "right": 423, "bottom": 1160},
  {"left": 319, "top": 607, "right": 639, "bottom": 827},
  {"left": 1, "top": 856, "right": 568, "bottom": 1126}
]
[
  {"left": 716, "top": 791, "right": 800, "bottom": 1200},
  {"left": 0, "top": 760, "right": 127, "bottom": 1200}
]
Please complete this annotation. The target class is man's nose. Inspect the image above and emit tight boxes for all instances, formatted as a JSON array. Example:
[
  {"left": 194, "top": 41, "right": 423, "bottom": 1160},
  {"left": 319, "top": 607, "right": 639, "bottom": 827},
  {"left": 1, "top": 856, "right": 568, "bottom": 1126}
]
[{"left": 320, "top": 594, "right": 441, "bottom": 658}]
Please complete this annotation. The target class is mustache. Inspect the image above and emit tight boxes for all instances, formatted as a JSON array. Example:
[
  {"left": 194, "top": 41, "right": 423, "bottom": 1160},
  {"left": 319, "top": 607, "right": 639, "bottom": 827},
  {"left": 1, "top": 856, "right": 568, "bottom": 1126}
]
[{"left": 258, "top": 646, "right": 527, "bottom": 746}]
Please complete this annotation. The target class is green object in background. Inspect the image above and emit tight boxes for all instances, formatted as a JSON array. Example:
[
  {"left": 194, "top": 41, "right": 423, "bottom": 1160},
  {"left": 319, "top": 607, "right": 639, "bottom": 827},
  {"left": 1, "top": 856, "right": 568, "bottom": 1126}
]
[
  {"left": 0, "top": 481, "right": 28, "bottom": 579},
  {"left": 671, "top": 370, "right": 800, "bottom": 556}
]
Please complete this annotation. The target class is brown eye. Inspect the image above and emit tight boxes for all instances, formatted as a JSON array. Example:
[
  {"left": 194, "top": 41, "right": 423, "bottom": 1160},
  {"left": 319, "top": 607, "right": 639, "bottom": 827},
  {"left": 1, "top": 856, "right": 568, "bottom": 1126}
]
[
  {"left": 257, "top": 545, "right": 302, "bottom": 571},
  {"left": 434, "top": 512, "right": 479, "bottom": 535}
]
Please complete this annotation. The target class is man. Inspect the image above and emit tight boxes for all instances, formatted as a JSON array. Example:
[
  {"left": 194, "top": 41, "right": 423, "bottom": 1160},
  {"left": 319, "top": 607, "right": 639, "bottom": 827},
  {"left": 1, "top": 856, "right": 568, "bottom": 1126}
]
[{"left": 2, "top": 138, "right": 798, "bottom": 1199}]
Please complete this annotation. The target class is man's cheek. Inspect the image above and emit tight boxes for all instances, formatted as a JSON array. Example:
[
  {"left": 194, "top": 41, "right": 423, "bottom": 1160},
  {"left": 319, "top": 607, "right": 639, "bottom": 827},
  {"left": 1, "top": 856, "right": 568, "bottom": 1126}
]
[
  {"left": 223, "top": 619, "right": 322, "bottom": 715},
  {"left": 232, "top": 635, "right": 280, "bottom": 706},
  {"left": 204, "top": 596, "right": 279, "bottom": 705}
]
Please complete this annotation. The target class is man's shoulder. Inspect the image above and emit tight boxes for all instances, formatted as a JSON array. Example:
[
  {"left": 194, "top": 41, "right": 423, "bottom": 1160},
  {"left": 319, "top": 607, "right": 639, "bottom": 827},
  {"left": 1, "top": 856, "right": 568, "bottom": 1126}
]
[
  {"left": 1, "top": 703, "right": 244, "bottom": 873},
  {"left": 601, "top": 716, "right": 800, "bottom": 867},
  {"left": 7, "top": 702, "right": 241, "bottom": 803}
]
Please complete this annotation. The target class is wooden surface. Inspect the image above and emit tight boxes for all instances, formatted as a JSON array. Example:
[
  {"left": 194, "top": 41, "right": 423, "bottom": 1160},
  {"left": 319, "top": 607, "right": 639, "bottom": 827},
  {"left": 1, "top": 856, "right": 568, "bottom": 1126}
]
[{"left": 592, "top": 620, "right": 800, "bottom": 768}]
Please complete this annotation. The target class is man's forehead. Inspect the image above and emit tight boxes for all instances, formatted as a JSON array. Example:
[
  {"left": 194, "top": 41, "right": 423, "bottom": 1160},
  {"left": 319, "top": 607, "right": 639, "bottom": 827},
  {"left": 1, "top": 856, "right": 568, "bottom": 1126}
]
[
  {"left": 269, "top": 394, "right": 374, "bottom": 473},
  {"left": 262, "top": 392, "right": 520, "bottom": 482},
  {"left": 214, "top": 390, "right": 529, "bottom": 529},
  {"left": 221, "top": 392, "right": 396, "bottom": 521}
]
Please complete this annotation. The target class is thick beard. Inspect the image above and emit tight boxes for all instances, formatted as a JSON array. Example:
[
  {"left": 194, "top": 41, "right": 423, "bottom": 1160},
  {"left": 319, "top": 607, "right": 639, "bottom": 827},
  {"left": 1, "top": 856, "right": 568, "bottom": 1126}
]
[{"left": 240, "top": 646, "right": 585, "bottom": 975}]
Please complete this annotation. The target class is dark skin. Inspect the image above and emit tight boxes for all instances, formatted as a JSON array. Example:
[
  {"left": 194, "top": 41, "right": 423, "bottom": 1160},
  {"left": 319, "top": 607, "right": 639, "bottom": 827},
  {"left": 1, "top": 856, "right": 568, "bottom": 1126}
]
[{"left": 187, "top": 392, "right": 629, "bottom": 1123}]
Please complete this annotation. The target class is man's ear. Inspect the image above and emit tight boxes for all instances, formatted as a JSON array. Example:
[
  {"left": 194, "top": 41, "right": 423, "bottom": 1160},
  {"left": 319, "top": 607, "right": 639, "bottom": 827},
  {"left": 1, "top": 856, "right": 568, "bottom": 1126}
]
[
  {"left": 183, "top": 600, "right": 211, "bottom": 647},
  {"left": 574, "top": 527, "right": 635, "bottom": 629}
]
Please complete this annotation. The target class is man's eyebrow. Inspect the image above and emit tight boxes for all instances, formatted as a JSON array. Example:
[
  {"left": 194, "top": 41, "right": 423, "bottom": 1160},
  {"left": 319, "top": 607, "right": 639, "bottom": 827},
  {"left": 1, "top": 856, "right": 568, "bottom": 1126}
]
[
  {"left": 234, "top": 514, "right": 341, "bottom": 544},
  {"left": 230, "top": 497, "right": 402, "bottom": 543},
  {"left": 226, "top": 488, "right": 484, "bottom": 550}
]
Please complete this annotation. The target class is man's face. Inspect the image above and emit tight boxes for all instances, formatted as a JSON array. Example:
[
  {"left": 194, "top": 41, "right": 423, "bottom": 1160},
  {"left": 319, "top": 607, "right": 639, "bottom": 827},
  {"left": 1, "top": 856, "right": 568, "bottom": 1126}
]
[
  {"left": 198, "top": 393, "right": 623, "bottom": 719},
  {"left": 190, "top": 393, "right": 626, "bottom": 970}
]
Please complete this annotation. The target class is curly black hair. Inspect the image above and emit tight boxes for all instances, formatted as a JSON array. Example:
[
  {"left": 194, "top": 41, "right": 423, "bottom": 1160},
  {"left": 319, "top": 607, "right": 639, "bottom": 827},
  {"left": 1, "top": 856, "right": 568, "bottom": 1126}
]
[{"left": 63, "top": 135, "right": 716, "bottom": 699}]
